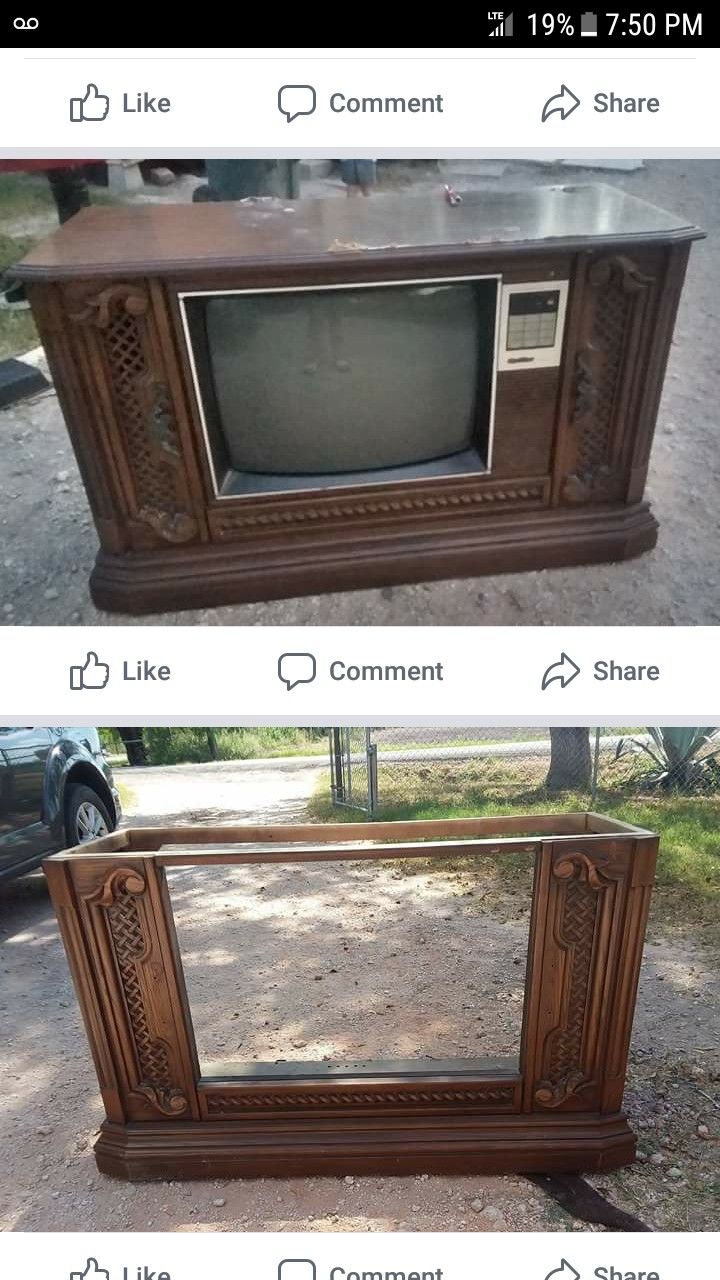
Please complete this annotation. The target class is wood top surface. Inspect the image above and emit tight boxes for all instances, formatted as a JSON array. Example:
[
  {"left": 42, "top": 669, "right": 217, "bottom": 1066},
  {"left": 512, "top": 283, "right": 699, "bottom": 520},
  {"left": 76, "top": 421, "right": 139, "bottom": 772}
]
[{"left": 17, "top": 183, "right": 703, "bottom": 281}]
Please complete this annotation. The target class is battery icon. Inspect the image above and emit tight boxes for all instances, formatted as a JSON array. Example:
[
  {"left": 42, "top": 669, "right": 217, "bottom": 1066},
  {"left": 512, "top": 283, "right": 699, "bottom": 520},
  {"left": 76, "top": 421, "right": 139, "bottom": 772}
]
[{"left": 580, "top": 11, "right": 598, "bottom": 36}]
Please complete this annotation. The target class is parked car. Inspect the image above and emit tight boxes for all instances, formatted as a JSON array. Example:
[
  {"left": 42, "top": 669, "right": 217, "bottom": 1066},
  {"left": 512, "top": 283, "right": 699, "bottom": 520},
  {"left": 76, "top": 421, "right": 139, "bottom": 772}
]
[{"left": 0, "top": 727, "right": 121, "bottom": 882}]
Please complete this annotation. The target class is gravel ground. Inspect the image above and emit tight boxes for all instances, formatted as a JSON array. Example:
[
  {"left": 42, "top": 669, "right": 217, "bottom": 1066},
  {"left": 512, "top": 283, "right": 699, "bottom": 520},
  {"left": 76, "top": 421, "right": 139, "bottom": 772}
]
[
  {"left": 1, "top": 159, "right": 719, "bottom": 625},
  {"left": 0, "top": 760, "right": 717, "bottom": 1233}
]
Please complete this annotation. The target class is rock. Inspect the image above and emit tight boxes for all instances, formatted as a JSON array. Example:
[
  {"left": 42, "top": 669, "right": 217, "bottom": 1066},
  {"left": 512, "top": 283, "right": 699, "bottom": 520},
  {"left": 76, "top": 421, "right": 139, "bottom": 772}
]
[
  {"left": 650, "top": 1151, "right": 665, "bottom": 1164},
  {"left": 36, "top": 1125, "right": 52, "bottom": 1136},
  {"left": 667, "top": 1167, "right": 683, "bottom": 1178},
  {"left": 470, "top": 1198, "right": 484, "bottom": 1212},
  {"left": 478, "top": 1205, "right": 506, "bottom": 1228},
  {"left": 212, "top": 1197, "right": 226, "bottom": 1207},
  {"left": 56, "top": 470, "right": 70, "bottom": 482},
  {"left": 344, "top": 1175, "right": 354, "bottom": 1185},
  {"left": 146, "top": 167, "right": 176, "bottom": 187},
  {"left": 697, "top": 1124, "right": 710, "bottom": 1138},
  {"left": 43, "top": 587, "right": 59, "bottom": 600}
]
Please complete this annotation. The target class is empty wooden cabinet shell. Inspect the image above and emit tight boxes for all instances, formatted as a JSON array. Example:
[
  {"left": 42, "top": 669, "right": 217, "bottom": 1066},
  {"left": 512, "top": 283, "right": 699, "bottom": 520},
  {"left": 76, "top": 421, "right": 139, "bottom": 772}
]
[{"left": 44, "top": 812, "right": 658, "bottom": 1180}]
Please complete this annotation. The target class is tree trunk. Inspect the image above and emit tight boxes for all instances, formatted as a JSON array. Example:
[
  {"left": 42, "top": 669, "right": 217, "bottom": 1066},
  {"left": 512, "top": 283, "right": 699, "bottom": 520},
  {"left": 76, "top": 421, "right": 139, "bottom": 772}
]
[
  {"left": 118, "top": 728, "right": 148, "bottom": 766},
  {"left": 546, "top": 728, "right": 592, "bottom": 793}
]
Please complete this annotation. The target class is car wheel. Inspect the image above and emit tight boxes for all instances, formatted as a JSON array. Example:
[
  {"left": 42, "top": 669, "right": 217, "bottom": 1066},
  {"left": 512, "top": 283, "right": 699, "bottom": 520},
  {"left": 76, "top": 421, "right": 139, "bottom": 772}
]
[{"left": 65, "top": 784, "right": 113, "bottom": 846}]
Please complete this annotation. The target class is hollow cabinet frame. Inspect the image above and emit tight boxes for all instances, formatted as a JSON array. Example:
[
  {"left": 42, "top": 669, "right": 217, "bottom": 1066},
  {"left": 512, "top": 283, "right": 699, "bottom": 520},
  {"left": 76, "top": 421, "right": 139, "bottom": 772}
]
[{"left": 44, "top": 812, "right": 658, "bottom": 1180}]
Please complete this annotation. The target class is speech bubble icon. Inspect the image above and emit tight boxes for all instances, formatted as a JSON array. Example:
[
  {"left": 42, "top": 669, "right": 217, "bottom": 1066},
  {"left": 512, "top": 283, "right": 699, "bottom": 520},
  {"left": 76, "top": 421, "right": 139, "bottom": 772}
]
[
  {"left": 278, "top": 1264, "right": 316, "bottom": 1280},
  {"left": 278, "top": 652, "right": 317, "bottom": 691},
  {"left": 278, "top": 84, "right": 317, "bottom": 123}
]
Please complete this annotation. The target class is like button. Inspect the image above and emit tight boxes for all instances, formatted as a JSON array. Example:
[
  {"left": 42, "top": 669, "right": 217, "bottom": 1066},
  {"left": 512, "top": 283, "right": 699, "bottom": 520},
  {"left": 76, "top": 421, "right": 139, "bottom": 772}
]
[
  {"left": 70, "top": 1263, "right": 109, "bottom": 1280},
  {"left": 70, "top": 84, "right": 110, "bottom": 122},
  {"left": 69, "top": 652, "right": 110, "bottom": 691}
]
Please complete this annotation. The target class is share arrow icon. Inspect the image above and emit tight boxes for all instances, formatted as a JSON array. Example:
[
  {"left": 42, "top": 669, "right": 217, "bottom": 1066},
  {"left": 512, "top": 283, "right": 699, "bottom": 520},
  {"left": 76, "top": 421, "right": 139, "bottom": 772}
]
[
  {"left": 544, "top": 1262, "right": 581, "bottom": 1280},
  {"left": 541, "top": 84, "right": 581, "bottom": 122},
  {"left": 541, "top": 653, "right": 581, "bottom": 690}
]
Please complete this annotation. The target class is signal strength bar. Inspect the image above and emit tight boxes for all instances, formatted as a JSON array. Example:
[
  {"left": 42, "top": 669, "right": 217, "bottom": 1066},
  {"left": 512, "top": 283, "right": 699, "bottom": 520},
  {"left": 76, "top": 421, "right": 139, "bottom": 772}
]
[{"left": 488, "top": 10, "right": 514, "bottom": 37}]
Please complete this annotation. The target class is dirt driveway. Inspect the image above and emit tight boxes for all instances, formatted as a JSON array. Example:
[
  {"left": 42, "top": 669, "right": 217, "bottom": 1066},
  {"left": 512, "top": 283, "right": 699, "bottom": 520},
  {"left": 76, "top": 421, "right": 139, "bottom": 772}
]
[
  {"left": 0, "top": 759, "right": 717, "bottom": 1232},
  {"left": 1, "top": 159, "right": 720, "bottom": 625}
]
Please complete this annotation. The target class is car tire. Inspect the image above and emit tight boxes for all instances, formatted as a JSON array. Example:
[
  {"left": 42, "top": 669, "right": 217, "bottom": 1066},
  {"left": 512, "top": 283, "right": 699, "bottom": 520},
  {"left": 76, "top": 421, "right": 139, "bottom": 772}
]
[{"left": 65, "top": 784, "right": 114, "bottom": 846}]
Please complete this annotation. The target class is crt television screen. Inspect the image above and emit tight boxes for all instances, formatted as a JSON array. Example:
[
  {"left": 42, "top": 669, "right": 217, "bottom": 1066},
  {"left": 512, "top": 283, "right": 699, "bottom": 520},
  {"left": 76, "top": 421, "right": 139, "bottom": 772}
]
[{"left": 183, "top": 278, "right": 498, "bottom": 495}]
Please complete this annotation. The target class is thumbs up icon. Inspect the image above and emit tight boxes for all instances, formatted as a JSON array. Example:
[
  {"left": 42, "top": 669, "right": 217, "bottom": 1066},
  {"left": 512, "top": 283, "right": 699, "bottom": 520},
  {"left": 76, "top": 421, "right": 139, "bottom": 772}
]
[
  {"left": 70, "top": 84, "right": 110, "bottom": 122},
  {"left": 69, "top": 651, "right": 110, "bottom": 690},
  {"left": 70, "top": 1261, "right": 109, "bottom": 1280}
]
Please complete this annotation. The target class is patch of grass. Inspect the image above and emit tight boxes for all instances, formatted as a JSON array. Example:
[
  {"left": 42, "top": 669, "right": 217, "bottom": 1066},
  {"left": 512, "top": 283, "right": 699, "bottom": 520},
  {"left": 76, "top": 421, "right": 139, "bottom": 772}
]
[
  {"left": 0, "top": 231, "right": 36, "bottom": 274},
  {"left": 0, "top": 173, "right": 122, "bottom": 358},
  {"left": 0, "top": 231, "right": 39, "bottom": 357},
  {"left": 115, "top": 780, "right": 136, "bottom": 812},
  {"left": 0, "top": 172, "right": 56, "bottom": 221},
  {"left": 0, "top": 307, "right": 38, "bottom": 359},
  {"left": 102, "top": 727, "right": 329, "bottom": 766},
  {"left": 308, "top": 771, "right": 720, "bottom": 941}
]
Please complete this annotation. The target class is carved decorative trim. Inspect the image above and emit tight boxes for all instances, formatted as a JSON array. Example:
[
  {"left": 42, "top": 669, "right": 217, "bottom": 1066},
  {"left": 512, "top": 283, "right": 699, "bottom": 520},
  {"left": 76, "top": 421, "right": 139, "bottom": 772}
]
[
  {"left": 71, "top": 284, "right": 197, "bottom": 545},
  {"left": 69, "top": 284, "right": 149, "bottom": 328},
  {"left": 587, "top": 255, "right": 655, "bottom": 294},
  {"left": 102, "top": 871, "right": 189, "bottom": 1118},
  {"left": 87, "top": 866, "right": 146, "bottom": 908},
  {"left": 534, "top": 853, "right": 615, "bottom": 1109},
  {"left": 562, "top": 463, "right": 615, "bottom": 505},
  {"left": 206, "top": 1086, "right": 516, "bottom": 1113},
  {"left": 133, "top": 1084, "right": 190, "bottom": 1116},
  {"left": 136, "top": 505, "right": 198, "bottom": 543},
  {"left": 213, "top": 482, "right": 547, "bottom": 536},
  {"left": 572, "top": 347, "right": 598, "bottom": 421},
  {"left": 552, "top": 851, "right": 621, "bottom": 889},
  {"left": 563, "top": 253, "right": 655, "bottom": 506}
]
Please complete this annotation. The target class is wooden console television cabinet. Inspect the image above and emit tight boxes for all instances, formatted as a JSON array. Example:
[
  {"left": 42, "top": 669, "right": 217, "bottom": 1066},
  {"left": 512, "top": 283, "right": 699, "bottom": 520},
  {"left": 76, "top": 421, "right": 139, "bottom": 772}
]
[
  {"left": 18, "top": 185, "right": 702, "bottom": 614},
  {"left": 44, "top": 812, "right": 658, "bottom": 1180}
]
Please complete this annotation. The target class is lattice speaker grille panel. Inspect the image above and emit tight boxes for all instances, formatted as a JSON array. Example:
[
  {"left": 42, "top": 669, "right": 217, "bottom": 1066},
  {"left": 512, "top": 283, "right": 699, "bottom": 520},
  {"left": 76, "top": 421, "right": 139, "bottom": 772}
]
[{"left": 102, "top": 310, "right": 177, "bottom": 513}]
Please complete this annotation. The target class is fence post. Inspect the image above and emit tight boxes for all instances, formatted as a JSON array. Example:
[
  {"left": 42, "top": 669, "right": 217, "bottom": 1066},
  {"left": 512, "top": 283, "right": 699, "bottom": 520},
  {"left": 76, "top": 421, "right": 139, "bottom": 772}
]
[
  {"left": 591, "top": 728, "right": 601, "bottom": 807},
  {"left": 331, "top": 729, "right": 345, "bottom": 803},
  {"left": 367, "top": 738, "right": 379, "bottom": 815}
]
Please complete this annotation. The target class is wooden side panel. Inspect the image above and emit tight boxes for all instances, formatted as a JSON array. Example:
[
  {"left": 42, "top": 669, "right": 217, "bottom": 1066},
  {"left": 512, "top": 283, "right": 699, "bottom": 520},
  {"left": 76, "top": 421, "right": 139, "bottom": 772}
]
[
  {"left": 601, "top": 836, "right": 658, "bottom": 1112},
  {"left": 626, "top": 243, "right": 691, "bottom": 502},
  {"left": 26, "top": 284, "right": 129, "bottom": 554},
  {"left": 529, "top": 840, "right": 633, "bottom": 1112},
  {"left": 70, "top": 859, "right": 200, "bottom": 1122},
  {"left": 555, "top": 247, "right": 666, "bottom": 506},
  {"left": 47, "top": 279, "right": 206, "bottom": 552},
  {"left": 43, "top": 859, "right": 127, "bottom": 1123}
]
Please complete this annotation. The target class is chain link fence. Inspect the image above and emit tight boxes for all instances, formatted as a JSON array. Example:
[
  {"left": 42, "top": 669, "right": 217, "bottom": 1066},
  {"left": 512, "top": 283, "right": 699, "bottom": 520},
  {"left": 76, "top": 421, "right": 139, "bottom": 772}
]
[
  {"left": 101, "top": 726, "right": 720, "bottom": 813},
  {"left": 329, "top": 727, "right": 720, "bottom": 814}
]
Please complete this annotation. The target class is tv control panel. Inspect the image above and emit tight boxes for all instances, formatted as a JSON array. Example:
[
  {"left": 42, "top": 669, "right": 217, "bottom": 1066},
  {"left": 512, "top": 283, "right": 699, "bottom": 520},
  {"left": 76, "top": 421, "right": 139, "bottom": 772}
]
[{"left": 498, "top": 280, "right": 569, "bottom": 370}]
